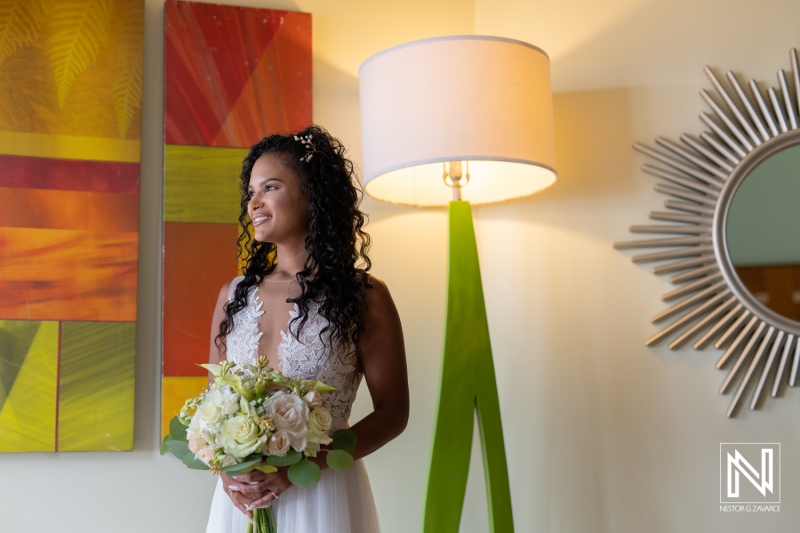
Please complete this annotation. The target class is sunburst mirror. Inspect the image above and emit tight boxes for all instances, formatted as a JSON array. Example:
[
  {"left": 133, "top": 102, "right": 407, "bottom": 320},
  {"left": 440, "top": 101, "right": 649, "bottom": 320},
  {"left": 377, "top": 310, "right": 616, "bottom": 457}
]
[{"left": 615, "top": 49, "right": 800, "bottom": 417}]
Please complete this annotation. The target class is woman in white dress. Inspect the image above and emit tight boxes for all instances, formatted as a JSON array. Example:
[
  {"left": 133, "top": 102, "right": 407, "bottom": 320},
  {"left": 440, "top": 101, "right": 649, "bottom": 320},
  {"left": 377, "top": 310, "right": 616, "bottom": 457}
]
[{"left": 204, "top": 126, "right": 409, "bottom": 533}]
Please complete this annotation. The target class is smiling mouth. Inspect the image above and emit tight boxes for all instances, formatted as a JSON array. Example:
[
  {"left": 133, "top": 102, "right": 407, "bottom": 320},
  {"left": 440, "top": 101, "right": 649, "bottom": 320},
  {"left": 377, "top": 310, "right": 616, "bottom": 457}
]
[{"left": 251, "top": 214, "right": 271, "bottom": 226}]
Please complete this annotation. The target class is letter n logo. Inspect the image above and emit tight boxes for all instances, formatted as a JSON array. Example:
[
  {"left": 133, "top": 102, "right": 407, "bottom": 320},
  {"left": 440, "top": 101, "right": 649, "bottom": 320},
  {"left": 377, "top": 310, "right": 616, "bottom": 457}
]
[{"left": 720, "top": 443, "right": 780, "bottom": 504}]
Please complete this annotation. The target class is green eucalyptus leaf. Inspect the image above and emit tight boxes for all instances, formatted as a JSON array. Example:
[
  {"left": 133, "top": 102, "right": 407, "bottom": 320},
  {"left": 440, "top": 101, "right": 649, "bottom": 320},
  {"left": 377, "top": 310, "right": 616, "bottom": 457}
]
[
  {"left": 169, "top": 416, "right": 188, "bottom": 442},
  {"left": 326, "top": 449, "right": 354, "bottom": 471},
  {"left": 182, "top": 452, "right": 210, "bottom": 470},
  {"left": 221, "top": 458, "right": 261, "bottom": 477},
  {"left": 159, "top": 435, "right": 172, "bottom": 456},
  {"left": 258, "top": 464, "right": 278, "bottom": 474},
  {"left": 167, "top": 439, "right": 190, "bottom": 460},
  {"left": 288, "top": 459, "right": 321, "bottom": 488},
  {"left": 266, "top": 449, "right": 302, "bottom": 466},
  {"left": 331, "top": 429, "right": 357, "bottom": 453}
]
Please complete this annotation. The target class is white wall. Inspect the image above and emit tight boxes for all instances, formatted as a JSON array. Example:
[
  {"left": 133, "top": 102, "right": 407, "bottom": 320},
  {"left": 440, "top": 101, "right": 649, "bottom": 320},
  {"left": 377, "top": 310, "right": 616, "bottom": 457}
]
[{"left": 3, "top": 0, "right": 800, "bottom": 532}]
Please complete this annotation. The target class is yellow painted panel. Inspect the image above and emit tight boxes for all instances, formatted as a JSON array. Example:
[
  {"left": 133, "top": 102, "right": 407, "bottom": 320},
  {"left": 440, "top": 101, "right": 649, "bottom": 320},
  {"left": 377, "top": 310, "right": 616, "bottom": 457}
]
[
  {"left": 0, "top": 131, "right": 140, "bottom": 163},
  {"left": 161, "top": 376, "right": 207, "bottom": 438},
  {"left": 0, "top": 321, "right": 59, "bottom": 452},
  {"left": 0, "top": 1, "right": 143, "bottom": 141},
  {"left": 58, "top": 322, "right": 135, "bottom": 451},
  {"left": 164, "top": 144, "right": 246, "bottom": 223}
]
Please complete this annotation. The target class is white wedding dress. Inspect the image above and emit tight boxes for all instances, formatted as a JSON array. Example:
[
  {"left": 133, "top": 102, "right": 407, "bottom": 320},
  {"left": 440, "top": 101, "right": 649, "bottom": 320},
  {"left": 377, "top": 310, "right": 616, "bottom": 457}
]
[{"left": 205, "top": 277, "right": 381, "bottom": 533}]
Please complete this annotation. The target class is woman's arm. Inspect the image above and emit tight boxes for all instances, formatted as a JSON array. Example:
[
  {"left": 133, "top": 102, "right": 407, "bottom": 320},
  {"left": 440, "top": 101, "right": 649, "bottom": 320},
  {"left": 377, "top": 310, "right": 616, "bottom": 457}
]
[{"left": 347, "top": 275, "right": 410, "bottom": 460}]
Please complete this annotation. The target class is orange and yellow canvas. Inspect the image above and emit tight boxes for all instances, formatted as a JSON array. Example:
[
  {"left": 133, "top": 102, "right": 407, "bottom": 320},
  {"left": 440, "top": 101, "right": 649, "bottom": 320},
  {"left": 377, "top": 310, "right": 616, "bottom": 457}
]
[
  {"left": 0, "top": 0, "right": 143, "bottom": 452},
  {"left": 161, "top": 1, "right": 311, "bottom": 434}
]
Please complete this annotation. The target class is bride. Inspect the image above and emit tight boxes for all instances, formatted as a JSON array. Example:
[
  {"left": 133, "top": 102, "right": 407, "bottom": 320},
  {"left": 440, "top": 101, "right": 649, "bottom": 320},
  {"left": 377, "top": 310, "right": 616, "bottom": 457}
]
[{"left": 204, "top": 125, "right": 409, "bottom": 532}]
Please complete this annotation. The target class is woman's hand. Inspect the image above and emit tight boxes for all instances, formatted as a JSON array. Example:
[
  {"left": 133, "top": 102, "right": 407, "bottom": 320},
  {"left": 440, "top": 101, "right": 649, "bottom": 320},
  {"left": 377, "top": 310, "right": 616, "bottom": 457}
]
[{"left": 222, "top": 467, "right": 293, "bottom": 518}]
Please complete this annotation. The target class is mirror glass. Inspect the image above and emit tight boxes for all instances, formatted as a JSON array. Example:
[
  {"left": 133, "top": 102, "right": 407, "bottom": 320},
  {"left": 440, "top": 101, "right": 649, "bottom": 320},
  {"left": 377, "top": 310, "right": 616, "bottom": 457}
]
[{"left": 726, "top": 143, "right": 800, "bottom": 322}]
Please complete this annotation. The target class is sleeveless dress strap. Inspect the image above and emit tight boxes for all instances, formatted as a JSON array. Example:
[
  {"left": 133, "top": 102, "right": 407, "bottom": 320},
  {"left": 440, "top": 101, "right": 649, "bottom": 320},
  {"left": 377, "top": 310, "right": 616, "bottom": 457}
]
[{"left": 227, "top": 275, "right": 245, "bottom": 301}]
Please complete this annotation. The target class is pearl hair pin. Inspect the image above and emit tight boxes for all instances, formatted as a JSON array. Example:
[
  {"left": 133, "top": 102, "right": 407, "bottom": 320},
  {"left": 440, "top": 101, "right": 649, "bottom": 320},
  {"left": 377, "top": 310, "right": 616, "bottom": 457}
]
[{"left": 294, "top": 134, "right": 315, "bottom": 162}]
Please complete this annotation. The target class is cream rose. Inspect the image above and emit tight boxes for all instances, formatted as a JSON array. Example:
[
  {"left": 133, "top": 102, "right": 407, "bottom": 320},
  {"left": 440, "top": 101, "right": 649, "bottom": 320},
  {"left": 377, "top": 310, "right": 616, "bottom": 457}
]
[
  {"left": 195, "top": 447, "right": 215, "bottom": 466},
  {"left": 220, "top": 415, "right": 266, "bottom": 458},
  {"left": 302, "top": 390, "right": 322, "bottom": 408},
  {"left": 188, "top": 432, "right": 208, "bottom": 454},
  {"left": 266, "top": 432, "right": 291, "bottom": 456},
  {"left": 307, "top": 406, "right": 332, "bottom": 433},
  {"left": 265, "top": 392, "right": 309, "bottom": 451}
]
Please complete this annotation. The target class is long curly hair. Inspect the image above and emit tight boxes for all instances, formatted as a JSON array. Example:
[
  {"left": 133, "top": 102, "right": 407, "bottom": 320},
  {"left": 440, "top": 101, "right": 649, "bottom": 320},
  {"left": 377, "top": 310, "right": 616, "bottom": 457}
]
[{"left": 215, "top": 125, "right": 372, "bottom": 355}]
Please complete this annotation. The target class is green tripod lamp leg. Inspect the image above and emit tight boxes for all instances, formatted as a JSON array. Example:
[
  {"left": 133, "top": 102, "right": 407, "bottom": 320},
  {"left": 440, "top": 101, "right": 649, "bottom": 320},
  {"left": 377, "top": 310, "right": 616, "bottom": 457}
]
[{"left": 422, "top": 200, "right": 514, "bottom": 533}]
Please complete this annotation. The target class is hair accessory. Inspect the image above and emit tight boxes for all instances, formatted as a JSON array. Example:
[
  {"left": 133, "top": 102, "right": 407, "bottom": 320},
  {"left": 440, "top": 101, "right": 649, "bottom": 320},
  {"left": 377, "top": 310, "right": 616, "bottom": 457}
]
[{"left": 294, "top": 134, "right": 315, "bottom": 162}]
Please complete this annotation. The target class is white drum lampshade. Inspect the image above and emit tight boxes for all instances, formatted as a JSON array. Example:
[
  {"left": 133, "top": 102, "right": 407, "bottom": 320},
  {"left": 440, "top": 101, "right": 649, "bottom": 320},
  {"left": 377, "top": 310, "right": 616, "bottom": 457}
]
[{"left": 359, "top": 35, "right": 557, "bottom": 207}]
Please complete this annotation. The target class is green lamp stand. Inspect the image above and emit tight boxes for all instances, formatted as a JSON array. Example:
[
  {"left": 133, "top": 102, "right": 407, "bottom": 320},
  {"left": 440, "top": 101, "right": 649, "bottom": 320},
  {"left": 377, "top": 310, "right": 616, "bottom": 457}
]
[
  {"left": 423, "top": 200, "right": 514, "bottom": 532},
  {"left": 358, "top": 35, "right": 557, "bottom": 532}
]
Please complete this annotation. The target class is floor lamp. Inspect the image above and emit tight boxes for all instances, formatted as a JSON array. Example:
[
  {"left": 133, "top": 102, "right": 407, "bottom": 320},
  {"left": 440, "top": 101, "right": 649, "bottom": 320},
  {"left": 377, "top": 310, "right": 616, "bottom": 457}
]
[{"left": 359, "top": 36, "right": 557, "bottom": 532}]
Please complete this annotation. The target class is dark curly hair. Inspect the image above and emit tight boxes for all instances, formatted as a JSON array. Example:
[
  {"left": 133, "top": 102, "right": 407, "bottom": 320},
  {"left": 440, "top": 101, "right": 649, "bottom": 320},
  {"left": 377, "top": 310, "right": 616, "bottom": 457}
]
[{"left": 215, "top": 125, "right": 372, "bottom": 355}]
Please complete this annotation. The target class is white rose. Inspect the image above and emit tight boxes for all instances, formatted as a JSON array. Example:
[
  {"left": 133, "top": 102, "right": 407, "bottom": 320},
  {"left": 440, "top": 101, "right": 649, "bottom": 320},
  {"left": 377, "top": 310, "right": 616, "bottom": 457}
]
[
  {"left": 199, "top": 400, "right": 223, "bottom": 427},
  {"left": 302, "top": 390, "right": 322, "bottom": 408},
  {"left": 196, "top": 447, "right": 215, "bottom": 466},
  {"left": 266, "top": 432, "right": 291, "bottom": 456},
  {"left": 264, "top": 392, "right": 309, "bottom": 451},
  {"left": 189, "top": 411, "right": 201, "bottom": 432},
  {"left": 220, "top": 415, "right": 266, "bottom": 458},
  {"left": 307, "top": 407, "right": 332, "bottom": 433}
]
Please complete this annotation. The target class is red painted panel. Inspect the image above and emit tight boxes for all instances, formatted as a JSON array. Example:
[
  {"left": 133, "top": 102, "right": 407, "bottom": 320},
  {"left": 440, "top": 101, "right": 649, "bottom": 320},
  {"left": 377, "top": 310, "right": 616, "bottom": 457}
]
[
  {"left": 164, "top": 0, "right": 312, "bottom": 147},
  {"left": 0, "top": 155, "right": 140, "bottom": 194},
  {"left": 162, "top": 221, "right": 239, "bottom": 376}
]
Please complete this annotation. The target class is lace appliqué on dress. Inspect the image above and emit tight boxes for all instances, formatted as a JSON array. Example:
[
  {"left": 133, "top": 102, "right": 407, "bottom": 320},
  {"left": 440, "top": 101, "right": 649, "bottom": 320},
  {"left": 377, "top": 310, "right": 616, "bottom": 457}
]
[
  {"left": 224, "top": 278, "right": 361, "bottom": 431},
  {"left": 225, "top": 283, "right": 264, "bottom": 367},
  {"left": 279, "top": 305, "right": 361, "bottom": 431}
]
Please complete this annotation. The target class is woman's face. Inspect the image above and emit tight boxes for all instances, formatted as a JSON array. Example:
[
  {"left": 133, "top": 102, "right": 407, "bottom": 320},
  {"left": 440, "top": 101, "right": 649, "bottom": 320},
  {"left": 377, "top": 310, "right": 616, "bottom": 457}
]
[{"left": 247, "top": 154, "right": 310, "bottom": 245}]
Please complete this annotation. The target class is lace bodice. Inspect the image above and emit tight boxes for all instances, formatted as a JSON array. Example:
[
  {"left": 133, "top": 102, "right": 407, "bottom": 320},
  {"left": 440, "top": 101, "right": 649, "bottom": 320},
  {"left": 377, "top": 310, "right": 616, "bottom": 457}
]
[{"left": 224, "top": 276, "right": 362, "bottom": 431}]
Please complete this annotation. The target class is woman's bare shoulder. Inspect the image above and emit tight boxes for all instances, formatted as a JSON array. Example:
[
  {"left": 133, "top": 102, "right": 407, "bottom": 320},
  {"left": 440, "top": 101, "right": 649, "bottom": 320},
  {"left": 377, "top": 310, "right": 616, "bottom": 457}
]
[
  {"left": 217, "top": 275, "right": 246, "bottom": 301},
  {"left": 364, "top": 273, "right": 392, "bottom": 301}
]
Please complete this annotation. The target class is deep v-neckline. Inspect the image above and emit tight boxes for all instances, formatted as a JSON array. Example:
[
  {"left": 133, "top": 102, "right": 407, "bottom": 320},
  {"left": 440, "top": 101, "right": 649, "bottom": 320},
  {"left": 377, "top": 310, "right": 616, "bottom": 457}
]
[{"left": 252, "top": 285, "right": 298, "bottom": 371}]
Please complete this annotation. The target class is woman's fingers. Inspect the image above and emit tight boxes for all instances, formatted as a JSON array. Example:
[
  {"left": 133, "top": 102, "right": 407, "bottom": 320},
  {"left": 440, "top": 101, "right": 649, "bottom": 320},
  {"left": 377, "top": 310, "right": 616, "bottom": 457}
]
[
  {"left": 235, "top": 481, "right": 270, "bottom": 499},
  {"left": 232, "top": 470, "right": 269, "bottom": 483},
  {"left": 224, "top": 467, "right": 293, "bottom": 515},
  {"left": 225, "top": 485, "right": 254, "bottom": 519},
  {"left": 246, "top": 489, "right": 279, "bottom": 510}
]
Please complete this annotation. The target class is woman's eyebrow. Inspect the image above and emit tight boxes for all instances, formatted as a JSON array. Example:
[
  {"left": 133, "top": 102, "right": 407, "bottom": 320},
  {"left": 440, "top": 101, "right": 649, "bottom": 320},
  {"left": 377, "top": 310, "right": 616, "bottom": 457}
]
[{"left": 252, "top": 177, "right": 283, "bottom": 187}]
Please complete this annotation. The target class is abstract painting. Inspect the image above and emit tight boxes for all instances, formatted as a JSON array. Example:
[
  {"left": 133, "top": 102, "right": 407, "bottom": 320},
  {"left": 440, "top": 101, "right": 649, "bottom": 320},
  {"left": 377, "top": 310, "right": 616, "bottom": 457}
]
[
  {"left": 0, "top": 0, "right": 143, "bottom": 451},
  {"left": 162, "top": 0, "right": 311, "bottom": 436}
]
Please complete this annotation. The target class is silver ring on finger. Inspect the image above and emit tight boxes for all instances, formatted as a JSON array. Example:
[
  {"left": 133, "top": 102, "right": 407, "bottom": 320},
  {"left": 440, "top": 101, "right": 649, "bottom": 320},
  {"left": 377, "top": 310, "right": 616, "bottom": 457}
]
[{"left": 269, "top": 490, "right": 278, "bottom": 500}]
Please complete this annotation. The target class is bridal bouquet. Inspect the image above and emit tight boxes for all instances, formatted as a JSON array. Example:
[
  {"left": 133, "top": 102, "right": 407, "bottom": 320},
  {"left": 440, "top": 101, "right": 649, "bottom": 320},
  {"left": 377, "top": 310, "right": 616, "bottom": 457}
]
[{"left": 161, "top": 356, "right": 356, "bottom": 533}]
